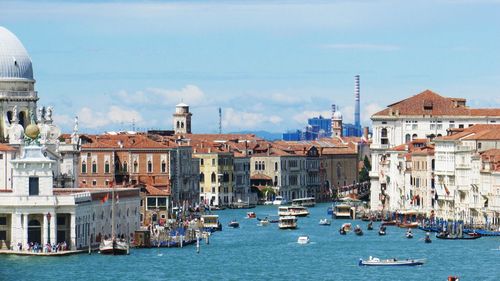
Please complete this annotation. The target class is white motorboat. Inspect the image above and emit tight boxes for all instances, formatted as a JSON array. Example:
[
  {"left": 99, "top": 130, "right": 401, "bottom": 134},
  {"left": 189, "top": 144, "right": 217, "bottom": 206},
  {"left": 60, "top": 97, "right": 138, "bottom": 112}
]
[
  {"left": 279, "top": 216, "right": 297, "bottom": 229},
  {"left": 319, "top": 219, "right": 331, "bottom": 226},
  {"left": 273, "top": 196, "right": 285, "bottom": 205},
  {"left": 263, "top": 200, "right": 273, "bottom": 205},
  {"left": 359, "top": 256, "right": 425, "bottom": 266},
  {"left": 297, "top": 236, "right": 310, "bottom": 244},
  {"left": 278, "top": 206, "right": 309, "bottom": 217},
  {"left": 291, "top": 197, "right": 316, "bottom": 207}
]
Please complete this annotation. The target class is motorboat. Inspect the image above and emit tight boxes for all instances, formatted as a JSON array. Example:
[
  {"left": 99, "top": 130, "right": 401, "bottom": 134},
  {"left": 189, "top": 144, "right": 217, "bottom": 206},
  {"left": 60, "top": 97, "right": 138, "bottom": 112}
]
[
  {"left": 367, "top": 221, "right": 374, "bottom": 230},
  {"left": 257, "top": 217, "right": 270, "bottom": 226},
  {"left": 297, "top": 236, "right": 310, "bottom": 244},
  {"left": 202, "top": 215, "right": 222, "bottom": 232},
  {"left": 228, "top": 220, "right": 239, "bottom": 228},
  {"left": 247, "top": 212, "right": 256, "bottom": 219},
  {"left": 273, "top": 196, "right": 285, "bottom": 205},
  {"left": 319, "top": 219, "right": 331, "bottom": 226},
  {"left": 279, "top": 216, "right": 297, "bottom": 229},
  {"left": 359, "top": 256, "right": 425, "bottom": 266},
  {"left": 332, "top": 204, "right": 354, "bottom": 219},
  {"left": 263, "top": 200, "right": 273, "bottom": 205},
  {"left": 406, "top": 229, "right": 413, "bottom": 239},
  {"left": 100, "top": 238, "right": 129, "bottom": 255},
  {"left": 354, "top": 225, "right": 363, "bottom": 236},
  {"left": 278, "top": 206, "right": 309, "bottom": 217},
  {"left": 341, "top": 223, "right": 352, "bottom": 232},
  {"left": 424, "top": 233, "right": 432, "bottom": 243},
  {"left": 378, "top": 226, "right": 387, "bottom": 236},
  {"left": 339, "top": 227, "right": 347, "bottom": 235}
]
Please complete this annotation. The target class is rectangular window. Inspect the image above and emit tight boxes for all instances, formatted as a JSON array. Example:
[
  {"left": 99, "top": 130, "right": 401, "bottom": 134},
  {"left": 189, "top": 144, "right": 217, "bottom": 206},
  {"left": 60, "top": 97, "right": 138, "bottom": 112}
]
[
  {"left": 147, "top": 198, "right": 156, "bottom": 210},
  {"left": 0, "top": 217, "right": 6, "bottom": 225},
  {"left": 57, "top": 216, "right": 66, "bottom": 226},
  {"left": 157, "top": 197, "right": 167, "bottom": 210},
  {"left": 0, "top": 230, "right": 6, "bottom": 240},
  {"left": 0, "top": 154, "right": 3, "bottom": 160},
  {"left": 29, "top": 177, "right": 39, "bottom": 196}
]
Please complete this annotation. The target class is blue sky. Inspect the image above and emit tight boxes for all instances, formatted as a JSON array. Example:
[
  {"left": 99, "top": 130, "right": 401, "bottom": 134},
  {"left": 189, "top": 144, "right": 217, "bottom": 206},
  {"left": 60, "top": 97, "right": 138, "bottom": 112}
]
[{"left": 2, "top": 0, "right": 500, "bottom": 134}]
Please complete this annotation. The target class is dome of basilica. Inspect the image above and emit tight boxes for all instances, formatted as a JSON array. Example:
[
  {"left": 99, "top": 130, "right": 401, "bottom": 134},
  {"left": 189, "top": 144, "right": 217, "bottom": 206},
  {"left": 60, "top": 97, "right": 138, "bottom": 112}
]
[{"left": 0, "top": 27, "right": 34, "bottom": 81}]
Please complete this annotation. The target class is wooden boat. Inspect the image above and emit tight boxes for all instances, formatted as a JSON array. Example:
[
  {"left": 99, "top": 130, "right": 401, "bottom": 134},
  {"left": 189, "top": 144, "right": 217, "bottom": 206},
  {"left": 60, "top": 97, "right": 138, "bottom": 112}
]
[
  {"left": 359, "top": 257, "right": 425, "bottom": 266},
  {"left": 319, "top": 219, "right": 331, "bottom": 226},
  {"left": 398, "top": 222, "right": 419, "bottom": 228},
  {"left": 279, "top": 216, "right": 297, "bottom": 229},
  {"left": 228, "top": 220, "right": 239, "bottom": 228},
  {"left": 100, "top": 238, "right": 129, "bottom": 255},
  {"left": 381, "top": 220, "right": 397, "bottom": 226},
  {"left": 436, "top": 234, "right": 481, "bottom": 240}
]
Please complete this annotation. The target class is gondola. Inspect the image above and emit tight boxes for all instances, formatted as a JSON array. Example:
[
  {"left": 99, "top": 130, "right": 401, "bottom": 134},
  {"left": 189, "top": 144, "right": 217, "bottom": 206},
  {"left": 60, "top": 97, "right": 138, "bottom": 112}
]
[{"left": 436, "top": 234, "right": 481, "bottom": 240}]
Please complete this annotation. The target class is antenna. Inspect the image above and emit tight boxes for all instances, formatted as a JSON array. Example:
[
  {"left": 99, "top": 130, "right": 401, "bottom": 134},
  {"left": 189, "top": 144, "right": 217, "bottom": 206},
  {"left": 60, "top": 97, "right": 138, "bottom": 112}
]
[{"left": 218, "top": 107, "right": 222, "bottom": 134}]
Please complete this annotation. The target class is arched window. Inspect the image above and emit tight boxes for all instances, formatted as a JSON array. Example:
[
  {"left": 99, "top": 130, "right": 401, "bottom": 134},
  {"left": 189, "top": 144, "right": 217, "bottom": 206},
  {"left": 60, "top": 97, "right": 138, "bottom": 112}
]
[
  {"left": 147, "top": 161, "right": 152, "bottom": 173},
  {"left": 176, "top": 121, "right": 180, "bottom": 128},
  {"left": 181, "top": 122, "right": 184, "bottom": 128},
  {"left": 275, "top": 162, "right": 278, "bottom": 171},
  {"left": 133, "top": 161, "right": 138, "bottom": 173},
  {"left": 200, "top": 173, "right": 205, "bottom": 183},
  {"left": 104, "top": 161, "right": 110, "bottom": 173},
  {"left": 405, "top": 134, "right": 411, "bottom": 143},
  {"left": 81, "top": 161, "right": 87, "bottom": 173},
  {"left": 412, "top": 134, "right": 418, "bottom": 140},
  {"left": 200, "top": 159, "right": 204, "bottom": 166},
  {"left": 92, "top": 161, "right": 97, "bottom": 173},
  {"left": 19, "top": 111, "right": 26, "bottom": 128},
  {"left": 161, "top": 161, "right": 166, "bottom": 173},
  {"left": 123, "top": 162, "right": 128, "bottom": 172},
  {"left": 211, "top": 172, "right": 216, "bottom": 183},
  {"left": 262, "top": 162, "right": 265, "bottom": 170},
  {"left": 254, "top": 162, "right": 258, "bottom": 170}
]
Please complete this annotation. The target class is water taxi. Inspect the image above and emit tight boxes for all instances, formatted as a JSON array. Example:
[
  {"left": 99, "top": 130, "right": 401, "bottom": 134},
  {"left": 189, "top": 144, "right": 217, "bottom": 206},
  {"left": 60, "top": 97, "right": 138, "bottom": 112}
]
[
  {"left": 297, "top": 236, "right": 310, "bottom": 244},
  {"left": 278, "top": 206, "right": 309, "bottom": 217},
  {"left": 279, "top": 216, "right": 298, "bottom": 229},
  {"left": 359, "top": 256, "right": 425, "bottom": 266},
  {"left": 332, "top": 204, "right": 355, "bottom": 219},
  {"left": 291, "top": 197, "right": 316, "bottom": 207}
]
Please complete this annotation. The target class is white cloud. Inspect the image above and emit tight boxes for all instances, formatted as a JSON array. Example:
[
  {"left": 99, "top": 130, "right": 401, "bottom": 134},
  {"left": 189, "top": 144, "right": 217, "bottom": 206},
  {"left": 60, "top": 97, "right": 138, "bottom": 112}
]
[
  {"left": 222, "top": 108, "right": 282, "bottom": 130},
  {"left": 363, "top": 103, "right": 384, "bottom": 124},
  {"left": 116, "top": 85, "right": 206, "bottom": 107},
  {"left": 270, "top": 93, "right": 308, "bottom": 105},
  {"left": 292, "top": 110, "right": 331, "bottom": 124},
  {"left": 77, "top": 106, "right": 144, "bottom": 129},
  {"left": 321, "top": 43, "right": 400, "bottom": 51},
  {"left": 52, "top": 113, "right": 74, "bottom": 128}
]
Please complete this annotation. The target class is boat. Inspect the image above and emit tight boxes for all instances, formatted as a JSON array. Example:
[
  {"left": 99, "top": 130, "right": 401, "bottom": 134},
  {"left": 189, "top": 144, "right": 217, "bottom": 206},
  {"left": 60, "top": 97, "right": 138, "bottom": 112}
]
[
  {"left": 229, "top": 199, "right": 256, "bottom": 209},
  {"left": 297, "top": 236, "right": 310, "bottom": 244},
  {"left": 354, "top": 225, "right": 363, "bottom": 236},
  {"left": 424, "top": 233, "right": 432, "bottom": 243},
  {"left": 358, "top": 256, "right": 425, "bottom": 266},
  {"left": 273, "top": 196, "right": 286, "bottom": 205},
  {"left": 100, "top": 186, "right": 129, "bottom": 255},
  {"left": 278, "top": 206, "right": 309, "bottom": 217},
  {"left": 201, "top": 215, "right": 222, "bottom": 232},
  {"left": 367, "top": 221, "right": 373, "bottom": 230},
  {"left": 436, "top": 233, "right": 481, "bottom": 240},
  {"left": 332, "top": 204, "right": 355, "bottom": 219},
  {"left": 398, "top": 222, "right": 419, "bottom": 228},
  {"left": 339, "top": 227, "right": 347, "bottom": 235},
  {"left": 257, "top": 217, "right": 270, "bottom": 226},
  {"left": 406, "top": 229, "right": 413, "bottom": 239},
  {"left": 279, "top": 216, "right": 297, "bottom": 229},
  {"left": 341, "top": 223, "right": 352, "bottom": 232},
  {"left": 319, "top": 219, "right": 331, "bottom": 226},
  {"left": 378, "top": 226, "right": 387, "bottom": 236},
  {"left": 263, "top": 200, "right": 273, "bottom": 205},
  {"left": 228, "top": 220, "right": 239, "bottom": 228},
  {"left": 381, "top": 220, "right": 397, "bottom": 226},
  {"left": 291, "top": 197, "right": 316, "bottom": 207},
  {"left": 99, "top": 238, "right": 129, "bottom": 255},
  {"left": 247, "top": 212, "right": 256, "bottom": 219}
]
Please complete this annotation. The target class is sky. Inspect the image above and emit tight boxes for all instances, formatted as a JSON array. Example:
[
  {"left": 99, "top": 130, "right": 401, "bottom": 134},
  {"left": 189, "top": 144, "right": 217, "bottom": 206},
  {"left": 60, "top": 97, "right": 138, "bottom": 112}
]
[{"left": 1, "top": 0, "right": 500, "bottom": 134}]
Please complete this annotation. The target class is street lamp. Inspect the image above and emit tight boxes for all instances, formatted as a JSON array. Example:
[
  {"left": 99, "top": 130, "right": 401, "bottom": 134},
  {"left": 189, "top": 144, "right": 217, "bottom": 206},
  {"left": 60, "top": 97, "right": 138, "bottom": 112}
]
[{"left": 46, "top": 212, "right": 51, "bottom": 244}]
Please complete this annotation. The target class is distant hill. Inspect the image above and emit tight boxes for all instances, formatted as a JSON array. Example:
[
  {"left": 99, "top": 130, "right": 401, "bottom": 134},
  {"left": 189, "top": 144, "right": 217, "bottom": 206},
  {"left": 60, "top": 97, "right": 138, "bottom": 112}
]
[{"left": 229, "top": 130, "right": 282, "bottom": 141}]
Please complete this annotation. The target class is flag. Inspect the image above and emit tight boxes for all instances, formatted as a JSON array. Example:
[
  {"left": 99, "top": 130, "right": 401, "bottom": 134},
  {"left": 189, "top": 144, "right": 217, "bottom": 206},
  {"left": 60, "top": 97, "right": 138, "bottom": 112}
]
[{"left": 101, "top": 193, "right": 109, "bottom": 204}]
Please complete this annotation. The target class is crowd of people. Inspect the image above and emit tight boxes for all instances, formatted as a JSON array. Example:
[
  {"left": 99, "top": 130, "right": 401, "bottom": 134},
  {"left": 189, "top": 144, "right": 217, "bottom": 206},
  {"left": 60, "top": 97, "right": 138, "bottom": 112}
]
[{"left": 15, "top": 241, "right": 68, "bottom": 253}]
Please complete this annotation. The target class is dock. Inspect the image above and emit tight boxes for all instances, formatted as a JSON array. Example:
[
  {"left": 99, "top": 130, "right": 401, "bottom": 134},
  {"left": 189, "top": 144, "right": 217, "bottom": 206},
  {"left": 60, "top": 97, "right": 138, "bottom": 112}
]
[{"left": 0, "top": 249, "right": 87, "bottom": 256}]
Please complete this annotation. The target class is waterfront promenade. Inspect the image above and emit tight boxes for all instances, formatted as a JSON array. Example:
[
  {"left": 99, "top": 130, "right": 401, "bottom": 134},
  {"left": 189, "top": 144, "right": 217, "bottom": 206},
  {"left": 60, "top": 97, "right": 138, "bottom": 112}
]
[{"left": 0, "top": 203, "right": 498, "bottom": 281}]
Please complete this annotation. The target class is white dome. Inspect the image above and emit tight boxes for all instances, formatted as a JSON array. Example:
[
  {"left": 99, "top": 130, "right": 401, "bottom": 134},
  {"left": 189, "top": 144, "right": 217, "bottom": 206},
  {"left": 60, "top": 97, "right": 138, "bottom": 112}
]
[
  {"left": 176, "top": 102, "right": 189, "bottom": 107},
  {"left": 333, "top": 111, "right": 343, "bottom": 120},
  {"left": 0, "top": 27, "right": 33, "bottom": 81}
]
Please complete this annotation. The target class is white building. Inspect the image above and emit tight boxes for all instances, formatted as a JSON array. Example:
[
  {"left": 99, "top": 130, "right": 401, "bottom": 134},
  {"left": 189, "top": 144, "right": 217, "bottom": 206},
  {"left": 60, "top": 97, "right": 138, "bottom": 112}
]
[
  {"left": 370, "top": 90, "right": 500, "bottom": 211},
  {"left": 0, "top": 141, "right": 141, "bottom": 250}
]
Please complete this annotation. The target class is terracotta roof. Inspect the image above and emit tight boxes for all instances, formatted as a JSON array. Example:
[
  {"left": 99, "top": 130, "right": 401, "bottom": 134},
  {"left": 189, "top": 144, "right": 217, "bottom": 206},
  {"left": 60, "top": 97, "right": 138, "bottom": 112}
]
[
  {"left": 144, "top": 185, "right": 170, "bottom": 196},
  {"left": 373, "top": 90, "right": 500, "bottom": 117},
  {"left": 437, "top": 124, "right": 500, "bottom": 141},
  {"left": 81, "top": 134, "right": 173, "bottom": 150}
]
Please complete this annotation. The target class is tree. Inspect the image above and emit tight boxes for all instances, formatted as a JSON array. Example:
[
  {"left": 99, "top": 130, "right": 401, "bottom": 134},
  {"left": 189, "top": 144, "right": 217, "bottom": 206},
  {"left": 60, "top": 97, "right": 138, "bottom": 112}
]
[{"left": 359, "top": 155, "right": 371, "bottom": 183}]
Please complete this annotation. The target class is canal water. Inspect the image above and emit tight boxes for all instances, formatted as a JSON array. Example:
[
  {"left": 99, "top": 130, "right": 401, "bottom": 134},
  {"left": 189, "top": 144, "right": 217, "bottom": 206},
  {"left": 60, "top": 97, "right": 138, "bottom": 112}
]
[{"left": 1, "top": 203, "right": 499, "bottom": 281}]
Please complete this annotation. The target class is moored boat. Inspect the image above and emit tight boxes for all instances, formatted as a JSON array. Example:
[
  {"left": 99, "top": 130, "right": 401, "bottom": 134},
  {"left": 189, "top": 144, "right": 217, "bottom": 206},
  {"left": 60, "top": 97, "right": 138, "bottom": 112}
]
[
  {"left": 358, "top": 256, "right": 425, "bottom": 266},
  {"left": 279, "top": 216, "right": 298, "bottom": 229},
  {"left": 100, "top": 238, "right": 129, "bottom": 255}
]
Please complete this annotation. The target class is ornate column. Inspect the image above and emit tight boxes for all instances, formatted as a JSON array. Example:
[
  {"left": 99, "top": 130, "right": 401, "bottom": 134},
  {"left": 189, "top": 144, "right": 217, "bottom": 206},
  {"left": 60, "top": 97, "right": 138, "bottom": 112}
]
[
  {"left": 70, "top": 214, "right": 76, "bottom": 250},
  {"left": 50, "top": 213, "right": 56, "bottom": 244}
]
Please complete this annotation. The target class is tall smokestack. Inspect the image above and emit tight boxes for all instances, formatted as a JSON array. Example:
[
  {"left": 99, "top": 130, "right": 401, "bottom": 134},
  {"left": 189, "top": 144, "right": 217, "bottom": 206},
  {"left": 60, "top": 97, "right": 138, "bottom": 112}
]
[
  {"left": 331, "top": 104, "right": 336, "bottom": 137},
  {"left": 354, "top": 75, "right": 361, "bottom": 130}
]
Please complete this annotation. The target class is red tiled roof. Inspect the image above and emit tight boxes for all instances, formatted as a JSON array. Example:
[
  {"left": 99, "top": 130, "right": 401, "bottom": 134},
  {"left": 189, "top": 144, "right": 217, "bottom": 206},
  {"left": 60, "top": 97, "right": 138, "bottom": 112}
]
[
  {"left": 437, "top": 124, "right": 500, "bottom": 141},
  {"left": 144, "top": 185, "right": 170, "bottom": 196},
  {"left": 0, "top": 144, "right": 16, "bottom": 151},
  {"left": 250, "top": 174, "right": 273, "bottom": 180},
  {"left": 81, "top": 134, "right": 173, "bottom": 150},
  {"left": 373, "top": 90, "right": 500, "bottom": 117}
]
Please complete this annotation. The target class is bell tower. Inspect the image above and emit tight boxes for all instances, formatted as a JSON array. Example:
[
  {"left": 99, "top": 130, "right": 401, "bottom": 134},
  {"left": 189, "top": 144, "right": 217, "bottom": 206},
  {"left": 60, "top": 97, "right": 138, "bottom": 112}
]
[{"left": 173, "top": 102, "right": 192, "bottom": 134}]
